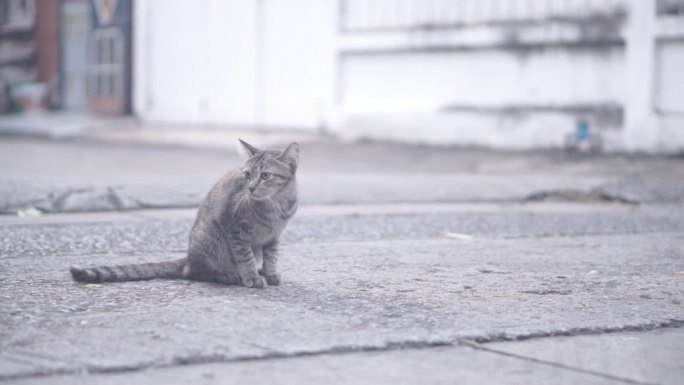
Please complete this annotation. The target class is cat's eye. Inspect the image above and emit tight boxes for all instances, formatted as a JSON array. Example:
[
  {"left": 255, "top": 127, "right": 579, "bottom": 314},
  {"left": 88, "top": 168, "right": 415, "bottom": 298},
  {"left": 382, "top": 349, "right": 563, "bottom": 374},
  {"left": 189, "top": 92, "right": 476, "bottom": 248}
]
[
  {"left": 243, "top": 171, "right": 251, "bottom": 179},
  {"left": 260, "top": 172, "right": 271, "bottom": 180}
]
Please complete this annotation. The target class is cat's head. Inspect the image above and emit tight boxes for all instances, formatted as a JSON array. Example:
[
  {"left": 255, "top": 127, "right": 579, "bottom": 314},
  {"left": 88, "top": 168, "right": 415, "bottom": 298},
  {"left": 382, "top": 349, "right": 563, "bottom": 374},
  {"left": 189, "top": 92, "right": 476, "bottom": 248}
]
[{"left": 238, "top": 139, "right": 299, "bottom": 200}]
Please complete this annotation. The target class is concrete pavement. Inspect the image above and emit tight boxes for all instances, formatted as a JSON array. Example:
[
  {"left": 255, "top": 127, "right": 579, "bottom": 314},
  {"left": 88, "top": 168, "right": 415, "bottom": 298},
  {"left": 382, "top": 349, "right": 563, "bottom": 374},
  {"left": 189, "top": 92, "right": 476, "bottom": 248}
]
[{"left": 0, "top": 131, "right": 683, "bottom": 384}]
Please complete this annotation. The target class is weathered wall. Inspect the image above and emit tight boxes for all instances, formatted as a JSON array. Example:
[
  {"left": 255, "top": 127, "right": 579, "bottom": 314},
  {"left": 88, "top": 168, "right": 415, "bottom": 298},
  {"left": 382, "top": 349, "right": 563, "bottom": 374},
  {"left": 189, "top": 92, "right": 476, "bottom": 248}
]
[
  {"left": 339, "top": 44, "right": 625, "bottom": 149},
  {"left": 132, "top": 0, "right": 684, "bottom": 153},
  {"left": 335, "top": 0, "right": 629, "bottom": 150}
]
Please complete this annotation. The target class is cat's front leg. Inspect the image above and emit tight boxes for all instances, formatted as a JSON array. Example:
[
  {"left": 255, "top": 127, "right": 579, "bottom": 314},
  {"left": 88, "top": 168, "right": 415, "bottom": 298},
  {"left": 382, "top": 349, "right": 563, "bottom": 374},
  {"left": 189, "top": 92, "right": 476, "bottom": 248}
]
[
  {"left": 228, "top": 233, "right": 267, "bottom": 289},
  {"left": 260, "top": 240, "right": 281, "bottom": 286}
]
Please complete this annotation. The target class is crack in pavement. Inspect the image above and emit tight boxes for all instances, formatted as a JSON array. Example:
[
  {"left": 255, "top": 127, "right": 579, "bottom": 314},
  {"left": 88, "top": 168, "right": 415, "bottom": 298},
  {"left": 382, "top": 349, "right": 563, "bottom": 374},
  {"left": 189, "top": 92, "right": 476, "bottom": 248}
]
[
  {"left": 3, "top": 186, "right": 125, "bottom": 214},
  {"left": 525, "top": 187, "right": 639, "bottom": 205},
  {"left": 49, "top": 188, "right": 97, "bottom": 212},
  {"left": 460, "top": 342, "right": 657, "bottom": 385},
  {"left": 456, "top": 318, "right": 684, "bottom": 343},
  {"left": 2, "top": 185, "right": 195, "bottom": 214},
  {"left": 4, "top": 319, "right": 683, "bottom": 381},
  {"left": 105, "top": 187, "right": 125, "bottom": 211}
]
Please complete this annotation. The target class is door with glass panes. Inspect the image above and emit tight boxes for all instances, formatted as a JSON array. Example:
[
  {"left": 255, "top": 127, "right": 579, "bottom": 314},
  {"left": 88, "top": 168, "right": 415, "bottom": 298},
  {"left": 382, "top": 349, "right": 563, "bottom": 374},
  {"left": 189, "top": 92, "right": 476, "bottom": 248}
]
[{"left": 88, "top": 0, "right": 130, "bottom": 114}]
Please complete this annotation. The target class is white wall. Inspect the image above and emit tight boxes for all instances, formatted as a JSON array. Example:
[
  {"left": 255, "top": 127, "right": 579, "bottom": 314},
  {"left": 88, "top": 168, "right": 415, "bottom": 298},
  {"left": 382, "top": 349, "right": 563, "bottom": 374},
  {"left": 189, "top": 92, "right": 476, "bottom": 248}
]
[
  {"left": 656, "top": 41, "right": 684, "bottom": 114},
  {"left": 342, "top": 49, "right": 625, "bottom": 113},
  {"left": 258, "top": 0, "right": 337, "bottom": 128},
  {"left": 133, "top": 0, "right": 684, "bottom": 153},
  {"left": 335, "top": 14, "right": 628, "bottom": 149},
  {"left": 338, "top": 46, "right": 626, "bottom": 149},
  {"left": 655, "top": 40, "right": 684, "bottom": 153},
  {"left": 335, "top": 0, "right": 684, "bottom": 152}
]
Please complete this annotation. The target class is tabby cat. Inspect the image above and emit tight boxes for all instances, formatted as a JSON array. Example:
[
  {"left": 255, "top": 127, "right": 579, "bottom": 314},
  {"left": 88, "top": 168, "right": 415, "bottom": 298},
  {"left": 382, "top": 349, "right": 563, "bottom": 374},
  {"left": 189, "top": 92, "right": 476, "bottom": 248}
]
[{"left": 70, "top": 139, "right": 299, "bottom": 288}]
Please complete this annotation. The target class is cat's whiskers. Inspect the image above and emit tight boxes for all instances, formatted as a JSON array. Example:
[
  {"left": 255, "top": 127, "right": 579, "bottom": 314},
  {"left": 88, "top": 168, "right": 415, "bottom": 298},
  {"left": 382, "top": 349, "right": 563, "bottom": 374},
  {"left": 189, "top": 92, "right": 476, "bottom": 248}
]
[{"left": 235, "top": 191, "right": 250, "bottom": 212}]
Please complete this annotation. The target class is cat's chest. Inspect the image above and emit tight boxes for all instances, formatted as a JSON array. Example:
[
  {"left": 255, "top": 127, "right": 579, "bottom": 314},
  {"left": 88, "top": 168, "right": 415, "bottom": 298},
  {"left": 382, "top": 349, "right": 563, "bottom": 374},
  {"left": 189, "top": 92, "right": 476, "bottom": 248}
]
[
  {"left": 247, "top": 199, "right": 296, "bottom": 241},
  {"left": 249, "top": 212, "right": 287, "bottom": 243},
  {"left": 249, "top": 207, "right": 287, "bottom": 240}
]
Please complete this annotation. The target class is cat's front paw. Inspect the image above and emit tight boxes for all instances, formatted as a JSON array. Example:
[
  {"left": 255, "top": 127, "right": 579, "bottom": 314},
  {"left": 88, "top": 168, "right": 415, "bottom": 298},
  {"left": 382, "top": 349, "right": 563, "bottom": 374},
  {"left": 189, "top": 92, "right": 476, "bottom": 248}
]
[
  {"left": 242, "top": 275, "right": 267, "bottom": 289},
  {"left": 264, "top": 273, "right": 281, "bottom": 286}
]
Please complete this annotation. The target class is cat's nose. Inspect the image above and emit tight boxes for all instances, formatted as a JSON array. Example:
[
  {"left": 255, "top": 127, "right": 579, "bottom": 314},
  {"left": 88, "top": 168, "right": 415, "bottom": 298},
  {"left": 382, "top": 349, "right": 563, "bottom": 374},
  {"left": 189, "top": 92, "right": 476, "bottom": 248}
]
[{"left": 248, "top": 185, "right": 257, "bottom": 193}]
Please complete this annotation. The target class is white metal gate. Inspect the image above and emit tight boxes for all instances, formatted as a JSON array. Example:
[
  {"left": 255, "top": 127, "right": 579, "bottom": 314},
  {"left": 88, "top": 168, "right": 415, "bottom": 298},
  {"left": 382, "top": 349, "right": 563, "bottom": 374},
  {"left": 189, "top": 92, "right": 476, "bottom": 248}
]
[{"left": 133, "top": 0, "right": 335, "bottom": 129}]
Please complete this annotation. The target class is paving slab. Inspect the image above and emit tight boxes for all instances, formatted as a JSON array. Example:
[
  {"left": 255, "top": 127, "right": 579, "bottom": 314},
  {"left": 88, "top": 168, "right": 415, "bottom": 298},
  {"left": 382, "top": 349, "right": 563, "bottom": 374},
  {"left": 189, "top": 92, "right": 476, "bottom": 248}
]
[
  {"left": 4, "top": 344, "right": 627, "bottom": 385},
  {"left": 483, "top": 327, "right": 684, "bottom": 385}
]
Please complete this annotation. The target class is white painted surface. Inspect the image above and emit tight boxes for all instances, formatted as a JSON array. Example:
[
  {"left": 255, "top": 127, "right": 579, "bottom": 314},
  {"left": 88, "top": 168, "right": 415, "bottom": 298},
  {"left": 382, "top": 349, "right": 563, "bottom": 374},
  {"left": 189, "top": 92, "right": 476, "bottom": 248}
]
[
  {"left": 341, "top": 48, "right": 624, "bottom": 113},
  {"left": 338, "top": 111, "right": 584, "bottom": 149},
  {"left": 258, "top": 0, "right": 337, "bottom": 129},
  {"left": 623, "top": 0, "right": 659, "bottom": 152},
  {"left": 133, "top": 0, "right": 335, "bottom": 130},
  {"left": 656, "top": 40, "right": 684, "bottom": 114},
  {"left": 134, "top": 0, "right": 258, "bottom": 125}
]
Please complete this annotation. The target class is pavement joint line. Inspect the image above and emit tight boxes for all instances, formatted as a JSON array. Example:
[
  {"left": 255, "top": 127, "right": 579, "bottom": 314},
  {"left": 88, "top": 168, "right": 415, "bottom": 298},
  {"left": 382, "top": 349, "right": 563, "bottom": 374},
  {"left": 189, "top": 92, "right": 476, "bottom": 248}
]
[
  {"left": 459, "top": 318, "right": 684, "bottom": 344},
  {"left": 3, "top": 319, "right": 683, "bottom": 381},
  {"left": 455, "top": 320, "right": 684, "bottom": 383},
  {"left": 0, "top": 340, "right": 459, "bottom": 381},
  {"left": 0, "top": 201, "right": 648, "bottom": 226},
  {"left": 459, "top": 340, "right": 656, "bottom": 385}
]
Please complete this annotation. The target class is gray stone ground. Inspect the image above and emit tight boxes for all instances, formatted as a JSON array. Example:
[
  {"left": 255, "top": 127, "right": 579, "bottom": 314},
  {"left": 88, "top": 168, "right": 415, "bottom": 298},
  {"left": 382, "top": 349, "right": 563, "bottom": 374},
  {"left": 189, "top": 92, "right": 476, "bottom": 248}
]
[{"left": 0, "top": 132, "right": 683, "bottom": 384}]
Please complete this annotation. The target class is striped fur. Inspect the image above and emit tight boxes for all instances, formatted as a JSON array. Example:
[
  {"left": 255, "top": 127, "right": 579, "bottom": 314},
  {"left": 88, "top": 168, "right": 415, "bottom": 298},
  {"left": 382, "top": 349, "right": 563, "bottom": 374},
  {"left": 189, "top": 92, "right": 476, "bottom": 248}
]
[
  {"left": 70, "top": 259, "right": 185, "bottom": 283},
  {"left": 70, "top": 140, "right": 299, "bottom": 288}
]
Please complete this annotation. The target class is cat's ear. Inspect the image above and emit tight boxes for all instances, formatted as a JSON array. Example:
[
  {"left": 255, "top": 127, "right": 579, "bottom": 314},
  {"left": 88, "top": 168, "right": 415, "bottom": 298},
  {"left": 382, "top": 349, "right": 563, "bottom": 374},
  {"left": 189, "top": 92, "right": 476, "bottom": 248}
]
[
  {"left": 237, "top": 139, "right": 259, "bottom": 157},
  {"left": 278, "top": 142, "right": 300, "bottom": 172}
]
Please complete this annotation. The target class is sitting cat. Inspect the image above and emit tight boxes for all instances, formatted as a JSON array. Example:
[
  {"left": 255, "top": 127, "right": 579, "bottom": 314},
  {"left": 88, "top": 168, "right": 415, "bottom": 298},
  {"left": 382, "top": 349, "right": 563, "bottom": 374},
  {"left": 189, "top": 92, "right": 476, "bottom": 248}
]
[{"left": 70, "top": 139, "right": 299, "bottom": 288}]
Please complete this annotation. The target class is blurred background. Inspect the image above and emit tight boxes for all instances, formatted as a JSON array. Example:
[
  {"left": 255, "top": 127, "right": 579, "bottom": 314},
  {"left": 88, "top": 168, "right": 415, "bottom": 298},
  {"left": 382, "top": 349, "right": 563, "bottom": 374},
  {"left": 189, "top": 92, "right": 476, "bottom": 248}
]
[{"left": 0, "top": 0, "right": 683, "bottom": 152}]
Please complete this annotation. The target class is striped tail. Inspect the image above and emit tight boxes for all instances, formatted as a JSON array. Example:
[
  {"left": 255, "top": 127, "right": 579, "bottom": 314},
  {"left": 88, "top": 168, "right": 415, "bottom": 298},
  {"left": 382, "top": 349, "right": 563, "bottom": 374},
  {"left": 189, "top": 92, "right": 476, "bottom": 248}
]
[{"left": 70, "top": 258, "right": 187, "bottom": 283}]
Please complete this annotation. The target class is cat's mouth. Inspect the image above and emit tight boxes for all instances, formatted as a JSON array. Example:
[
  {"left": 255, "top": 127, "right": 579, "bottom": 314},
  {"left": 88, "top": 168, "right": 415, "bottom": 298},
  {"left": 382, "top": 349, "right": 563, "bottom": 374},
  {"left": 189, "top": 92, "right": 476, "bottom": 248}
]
[{"left": 248, "top": 191, "right": 270, "bottom": 200}]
